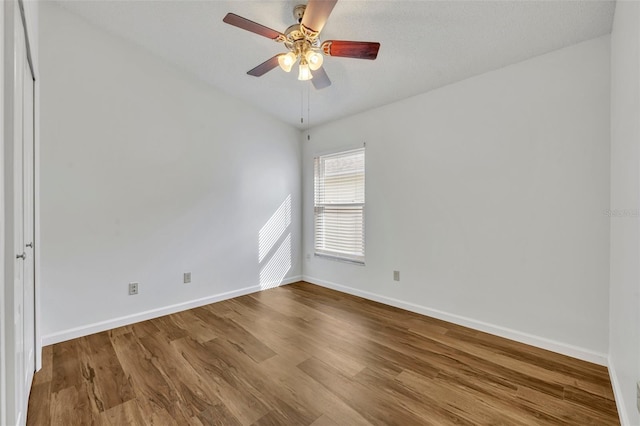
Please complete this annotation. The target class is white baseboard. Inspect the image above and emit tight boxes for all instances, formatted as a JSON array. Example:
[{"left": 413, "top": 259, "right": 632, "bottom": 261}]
[
  {"left": 608, "top": 358, "right": 631, "bottom": 426},
  {"left": 303, "top": 275, "right": 608, "bottom": 366},
  {"left": 41, "top": 275, "right": 302, "bottom": 346}
]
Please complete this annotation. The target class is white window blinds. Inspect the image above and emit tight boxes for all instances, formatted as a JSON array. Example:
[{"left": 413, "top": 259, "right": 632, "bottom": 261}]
[{"left": 314, "top": 148, "right": 365, "bottom": 264}]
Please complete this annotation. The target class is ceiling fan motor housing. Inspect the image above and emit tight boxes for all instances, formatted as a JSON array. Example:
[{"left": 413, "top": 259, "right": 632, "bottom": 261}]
[{"left": 284, "top": 24, "right": 319, "bottom": 53}]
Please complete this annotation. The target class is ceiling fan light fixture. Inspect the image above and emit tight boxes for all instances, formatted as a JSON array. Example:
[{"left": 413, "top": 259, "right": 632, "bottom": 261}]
[
  {"left": 305, "top": 50, "right": 324, "bottom": 71},
  {"left": 298, "top": 60, "right": 313, "bottom": 81},
  {"left": 223, "top": 1, "right": 381, "bottom": 89},
  {"left": 278, "top": 52, "right": 297, "bottom": 72}
]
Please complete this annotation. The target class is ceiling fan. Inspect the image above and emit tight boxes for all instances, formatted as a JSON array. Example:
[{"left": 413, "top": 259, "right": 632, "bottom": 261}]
[{"left": 223, "top": 0, "right": 380, "bottom": 90}]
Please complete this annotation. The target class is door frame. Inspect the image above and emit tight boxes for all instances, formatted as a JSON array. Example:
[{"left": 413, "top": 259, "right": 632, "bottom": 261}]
[
  {"left": 0, "top": 1, "right": 6, "bottom": 423},
  {"left": 1, "top": 0, "right": 39, "bottom": 424}
]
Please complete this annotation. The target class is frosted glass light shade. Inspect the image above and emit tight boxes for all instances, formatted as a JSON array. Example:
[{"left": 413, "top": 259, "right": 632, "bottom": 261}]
[
  {"left": 305, "top": 50, "right": 324, "bottom": 71},
  {"left": 298, "top": 62, "right": 312, "bottom": 81},
  {"left": 278, "top": 52, "right": 297, "bottom": 72}
]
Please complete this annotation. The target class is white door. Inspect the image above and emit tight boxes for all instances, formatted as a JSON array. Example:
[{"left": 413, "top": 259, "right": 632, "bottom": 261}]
[
  {"left": 22, "top": 46, "right": 36, "bottom": 394},
  {"left": 12, "top": 11, "right": 26, "bottom": 422},
  {"left": 12, "top": 8, "right": 35, "bottom": 423}
]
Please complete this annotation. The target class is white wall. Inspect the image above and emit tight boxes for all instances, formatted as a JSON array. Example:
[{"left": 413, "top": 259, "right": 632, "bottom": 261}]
[
  {"left": 39, "top": 3, "right": 301, "bottom": 343},
  {"left": 609, "top": 2, "right": 640, "bottom": 425},
  {"left": 303, "top": 36, "right": 611, "bottom": 363}
]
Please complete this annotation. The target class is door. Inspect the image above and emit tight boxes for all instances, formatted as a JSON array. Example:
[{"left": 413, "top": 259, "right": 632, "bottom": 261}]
[
  {"left": 12, "top": 10, "right": 26, "bottom": 421},
  {"left": 22, "top": 42, "right": 35, "bottom": 394},
  {"left": 11, "top": 6, "right": 35, "bottom": 422}
]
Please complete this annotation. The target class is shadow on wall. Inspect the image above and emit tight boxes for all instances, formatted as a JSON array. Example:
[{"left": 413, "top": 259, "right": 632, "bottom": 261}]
[{"left": 259, "top": 194, "right": 292, "bottom": 289}]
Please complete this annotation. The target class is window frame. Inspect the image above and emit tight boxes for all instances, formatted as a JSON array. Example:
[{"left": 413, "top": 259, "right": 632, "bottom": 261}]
[{"left": 313, "top": 147, "right": 365, "bottom": 265}]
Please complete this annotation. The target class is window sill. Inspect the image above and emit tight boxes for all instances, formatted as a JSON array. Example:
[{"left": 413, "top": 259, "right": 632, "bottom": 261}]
[{"left": 314, "top": 253, "right": 365, "bottom": 266}]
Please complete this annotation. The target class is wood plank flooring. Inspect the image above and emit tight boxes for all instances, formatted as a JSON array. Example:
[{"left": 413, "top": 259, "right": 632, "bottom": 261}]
[{"left": 28, "top": 281, "right": 619, "bottom": 425}]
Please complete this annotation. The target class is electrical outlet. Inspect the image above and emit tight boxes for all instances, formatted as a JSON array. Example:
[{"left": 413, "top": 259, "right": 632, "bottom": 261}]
[
  {"left": 128, "top": 282, "right": 139, "bottom": 295},
  {"left": 393, "top": 270, "right": 400, "bottom": 281},
  {"left": 184, "top": 272, "right": 191, "bottom": 284}
]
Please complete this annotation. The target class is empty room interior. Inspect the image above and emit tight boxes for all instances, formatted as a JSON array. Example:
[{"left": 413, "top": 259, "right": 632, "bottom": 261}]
[{"left": 2, "top": 0, "right": 640, "bottom": 424}]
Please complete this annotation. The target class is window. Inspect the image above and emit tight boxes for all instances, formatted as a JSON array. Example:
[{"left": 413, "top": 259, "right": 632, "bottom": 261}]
[{"left": 314, "top": 148, "right": 365, "bottom": 264}]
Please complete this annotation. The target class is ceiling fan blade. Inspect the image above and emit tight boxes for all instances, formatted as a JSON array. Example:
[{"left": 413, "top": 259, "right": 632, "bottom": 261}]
[
  {"left": 311, "top": 67, "right": 331, "bottom": 90},
  {"left": 247, "top": 55, "right": 281, "bottom": 77},
  {"left": 223, "top": 13, "right": 285, "bottom": 41},
  {"left": 301, "top": 0, "right": 338, "bottom": 36},
  {"left": 321, "top": 40, "right": 380, "bottom": 60}
]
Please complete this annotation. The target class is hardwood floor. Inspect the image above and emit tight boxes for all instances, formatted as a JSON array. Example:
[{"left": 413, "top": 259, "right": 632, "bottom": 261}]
[{"left": 28, "top": 281, "right": 619, "bottom": 425}]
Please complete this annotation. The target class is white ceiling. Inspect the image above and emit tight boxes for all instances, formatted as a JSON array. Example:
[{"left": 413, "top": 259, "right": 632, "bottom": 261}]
[{"left": 54, "top": 0, "right": 615, "bottom": 129}]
